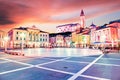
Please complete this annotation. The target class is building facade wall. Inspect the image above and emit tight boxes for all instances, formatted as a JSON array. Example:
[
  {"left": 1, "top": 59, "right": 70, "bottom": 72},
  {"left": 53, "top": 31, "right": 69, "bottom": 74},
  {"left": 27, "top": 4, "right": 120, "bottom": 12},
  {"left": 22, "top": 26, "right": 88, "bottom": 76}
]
[
  {"left": 0, "top": 30, "right": 8, "bottom": 48},
  {"left": 56, "top": 35, "right": 64, "bottom": 47},
  {"left": 49, "top": 37, "right": 56, "bottom": 47},
  {"left": 8, "top": 27, "right": 49, "bottom": 48},
  {"left": 118, "top": 28, "right": 120, "bottom": 40},
  {"left": 39, "top": 32, "right": 49, "bottom": 47},
  {"left": 8, "top": 29, "right": 28, "bottom": 48},
  {"left": 72, "top": 32, "right": 90, "bottom": 48},
  {"left": 56, "top": 23, "right": 80, "bottom": 33},
  {"left": 90, "top": 27, "right": 118, "bottom": 47}
]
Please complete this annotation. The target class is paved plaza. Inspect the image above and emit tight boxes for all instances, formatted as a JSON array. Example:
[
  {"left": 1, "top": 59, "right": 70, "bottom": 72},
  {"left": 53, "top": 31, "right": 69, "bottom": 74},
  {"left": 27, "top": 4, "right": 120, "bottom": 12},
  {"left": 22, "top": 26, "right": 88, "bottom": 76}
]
[{"left": 0, "top": 48, "right": 120, "bottom": 80}]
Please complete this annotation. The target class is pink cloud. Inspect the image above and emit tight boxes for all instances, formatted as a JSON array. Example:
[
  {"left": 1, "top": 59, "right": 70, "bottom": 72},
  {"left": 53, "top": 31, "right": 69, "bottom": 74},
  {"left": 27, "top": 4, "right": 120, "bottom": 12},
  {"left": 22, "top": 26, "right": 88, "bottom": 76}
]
[{"left": 0, "top": 0, "right": 120, "bottom": 32}]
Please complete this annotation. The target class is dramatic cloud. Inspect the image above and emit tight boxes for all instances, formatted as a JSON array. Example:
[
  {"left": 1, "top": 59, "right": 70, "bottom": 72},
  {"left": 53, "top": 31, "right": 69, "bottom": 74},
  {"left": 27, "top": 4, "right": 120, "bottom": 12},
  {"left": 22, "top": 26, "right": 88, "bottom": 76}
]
[
  {"left": 0, "top": 0, "right": 31, "bottom": 25},
  {"left": 0, "top": 10, "right": 15, "bottom": 25},
  {"left": 0, "top": 0, "right": 120, "bottom": 32}
]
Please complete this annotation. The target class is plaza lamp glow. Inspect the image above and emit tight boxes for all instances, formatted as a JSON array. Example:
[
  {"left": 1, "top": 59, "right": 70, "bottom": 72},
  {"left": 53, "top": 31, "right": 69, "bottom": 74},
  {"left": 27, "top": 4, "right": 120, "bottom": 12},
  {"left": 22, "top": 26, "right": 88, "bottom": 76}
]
[
  {"left": 4, "top": 36, "right": 9, "bottom": 52},
  {"left": 100, "top": 35, "right": 106, "bottom": 49},
  {"left": 20, "top": 33, "right": 25, "bottom": 55},
  {"left": 84, "top": 37, "right": 87, "bottom": 48},
  {"left": 111, "top": 39, "right": 114, "bottom": 48}
]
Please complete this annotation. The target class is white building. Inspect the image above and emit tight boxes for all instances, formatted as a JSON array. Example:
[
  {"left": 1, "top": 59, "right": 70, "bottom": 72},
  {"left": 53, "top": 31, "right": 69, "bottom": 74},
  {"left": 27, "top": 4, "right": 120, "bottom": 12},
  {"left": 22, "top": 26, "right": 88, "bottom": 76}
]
[
  {"left": 56, "top": 10, "right": 85, "bottom": 33},
  {"left": 56, "top": 23, "right": 80, "bottom": 33},
  {"left": 8, "top": 26, "right": 49, "bottom": 48},
  {"left": 39, "top": 31, "right": 49, "bottom": 47}
]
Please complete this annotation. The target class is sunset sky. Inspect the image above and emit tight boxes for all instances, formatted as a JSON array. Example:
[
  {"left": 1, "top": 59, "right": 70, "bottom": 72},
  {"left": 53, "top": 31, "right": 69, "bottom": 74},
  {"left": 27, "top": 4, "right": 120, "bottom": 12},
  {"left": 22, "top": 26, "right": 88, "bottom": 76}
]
[{"left": 0, "top": 0, "right": 120, "bottom": 33}]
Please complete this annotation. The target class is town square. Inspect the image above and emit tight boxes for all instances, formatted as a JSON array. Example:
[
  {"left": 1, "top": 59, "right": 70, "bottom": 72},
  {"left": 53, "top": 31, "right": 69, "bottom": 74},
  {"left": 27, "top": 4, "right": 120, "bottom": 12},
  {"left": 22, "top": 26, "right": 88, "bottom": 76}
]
[{"left": 0, "top": 0, "right": 120, "bottom": 80}]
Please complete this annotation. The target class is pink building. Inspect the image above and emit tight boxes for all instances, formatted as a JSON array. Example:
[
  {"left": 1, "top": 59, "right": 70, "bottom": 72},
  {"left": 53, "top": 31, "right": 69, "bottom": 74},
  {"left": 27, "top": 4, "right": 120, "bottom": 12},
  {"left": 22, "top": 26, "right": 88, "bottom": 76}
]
[
  {"left": 90, "top": 22, "right": 120, "bottom": 47},
  {"left": 107, "top": 21, "right": 120, "bottom": 40}
]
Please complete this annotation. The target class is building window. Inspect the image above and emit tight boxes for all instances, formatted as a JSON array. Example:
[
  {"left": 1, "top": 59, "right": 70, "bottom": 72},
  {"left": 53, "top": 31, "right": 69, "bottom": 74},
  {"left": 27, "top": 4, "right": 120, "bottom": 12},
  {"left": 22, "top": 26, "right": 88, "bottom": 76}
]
[
  {"left": 16, "top": 37, "right": 18, "bottom": 40},
  {"left": 40, "top": 38, "right": 42, "bottom": 41},
  {"left": 43, "top": 39, "right": 44, "bottom": 41},
  {"left": 37, "top": 39, "right": 39, "bottom": 42},
  {"left": 29, "top": 33, "right": 31, "bottom": 36},
  {"left": 16, "top": 32, "right": 18, "bottom": 34}
]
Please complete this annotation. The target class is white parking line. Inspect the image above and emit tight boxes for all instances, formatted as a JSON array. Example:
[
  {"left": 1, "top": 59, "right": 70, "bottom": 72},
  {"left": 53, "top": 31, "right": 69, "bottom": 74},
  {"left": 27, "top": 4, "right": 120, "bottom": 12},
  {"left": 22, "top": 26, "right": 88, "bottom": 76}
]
[
  {"left": 42, "top": 57, "right": 60, "bottom": 60},
  {"left": 36, "top": 66, "right": 110, "bottom": 80},
  {"left": 35, "top": 66, "right": 74, "bottom": 75},
  {"left": 80, "top": 75, "right": 110, "bottom": 80},
  {"left": 101, "top": 57, "right": 120, "bottom": 61},
  {"left": 63, "top": 60, "right": 90, "bottom": 64},
  {"left": 0, "top": 57, "right": 70, "bottom": 75},
  {"left": 0, "top": 57, "right": 33, "bottom": 61},
  {"left": 38, "top": 60, "right": 63, "bottom": 66},
  {"left": 0, "top": 61, "right": 9, "bottom": 64},
  {"left": 0, "top": 55, "right": 117, "bottom": 80},
  {"left": 1, "top": 54, "right": 116, "bottom": 80},
  {"left": 95, "top": 63, "right": 120, "bottom": 67},
  {"left": 0, "top": 66, "right": 33, "bottom": 75},
  {"left": 37, "top": 57, "right": 70, "bottom": 66},
  {"left": 68, "top": 54, "right": 104, "bottom": 80},
  {"left": 0, "top": 58, "right": 33, "bottom": 66}
]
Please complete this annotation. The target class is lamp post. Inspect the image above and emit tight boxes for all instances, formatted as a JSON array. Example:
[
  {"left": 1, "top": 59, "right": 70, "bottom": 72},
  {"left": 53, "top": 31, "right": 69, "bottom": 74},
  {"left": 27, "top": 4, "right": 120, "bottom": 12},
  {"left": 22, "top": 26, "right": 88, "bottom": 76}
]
[
  {"left": 111, "top": 39, "right": 114, "bottom": 50},
  {"left": 20, "top": 33, "right": 25, "bottom": 55},
  {"left": 100, "top": 35, "right": 106, "bottom": 52},
  {"left": 84, "top": 36, "right": 87, "bottom": 48},
  {"left": 118, "top": 40, "right": 120, "bottom": 53},
  {"left": 4, "top": 36, "right": 9, "bottom": 52}
]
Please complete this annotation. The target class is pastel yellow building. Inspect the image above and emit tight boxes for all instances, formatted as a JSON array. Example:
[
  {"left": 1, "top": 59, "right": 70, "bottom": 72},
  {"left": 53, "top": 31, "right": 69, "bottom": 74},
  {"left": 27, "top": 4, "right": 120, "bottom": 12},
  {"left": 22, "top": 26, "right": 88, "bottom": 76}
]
[
  {"left": 72, "top": 28, "right": 90, "bottom": 48},
  {"left": 8, "top": 26, "right": 49, "bottom": 48},
  {"left": 0, "top": 30, "right": 8, "bottom": 48}
]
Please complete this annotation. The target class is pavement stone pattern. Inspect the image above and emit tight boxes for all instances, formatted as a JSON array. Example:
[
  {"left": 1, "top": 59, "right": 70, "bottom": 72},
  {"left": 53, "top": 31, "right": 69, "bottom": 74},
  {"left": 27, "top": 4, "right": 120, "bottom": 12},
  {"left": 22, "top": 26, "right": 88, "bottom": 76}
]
[{"left": 0, "top": 53, "right": 120, "bottom": 80}]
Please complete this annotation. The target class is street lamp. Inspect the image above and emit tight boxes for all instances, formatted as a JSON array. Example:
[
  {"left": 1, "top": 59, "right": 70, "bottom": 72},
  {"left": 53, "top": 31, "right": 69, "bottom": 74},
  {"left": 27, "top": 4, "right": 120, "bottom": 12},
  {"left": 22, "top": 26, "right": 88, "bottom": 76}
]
[
  {"left": 20, "top": 33, "right": 25, "bottom": 55},
  {"left": 84, "top": 36, "right": 87, "bottom": 48},
  {"left": 112, "top": 39, "right": 114, "bottom": 49},
  {"left": 100, "top": 35, "right": 106, "bottom": 51},
  {"left": 4, "top": 36, "right": 9, "bottom": 52}
]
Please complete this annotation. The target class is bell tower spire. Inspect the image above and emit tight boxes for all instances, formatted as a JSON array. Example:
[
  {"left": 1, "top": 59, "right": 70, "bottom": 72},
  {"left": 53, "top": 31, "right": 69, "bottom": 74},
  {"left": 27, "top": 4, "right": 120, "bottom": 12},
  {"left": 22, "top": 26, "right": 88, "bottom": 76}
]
[{"left": 80, "top": 9, "right": 85, "bottom": 28}]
